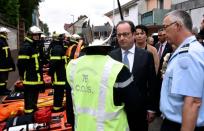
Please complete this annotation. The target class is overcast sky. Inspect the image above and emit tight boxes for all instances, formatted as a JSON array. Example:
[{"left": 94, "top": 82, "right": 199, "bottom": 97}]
[{"left": 39, "top": 0, "right": 130, "bottom": 34}]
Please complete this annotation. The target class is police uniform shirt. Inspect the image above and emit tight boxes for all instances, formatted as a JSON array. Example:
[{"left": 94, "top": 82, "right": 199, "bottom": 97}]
[{"left": 160, "top": 36, "right": 204, "bottom": 126}]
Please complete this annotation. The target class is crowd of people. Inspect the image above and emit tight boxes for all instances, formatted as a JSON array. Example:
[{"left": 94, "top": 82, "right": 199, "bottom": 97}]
[{"left": 0, "top": 9, "right": 204, "bottom": 131}]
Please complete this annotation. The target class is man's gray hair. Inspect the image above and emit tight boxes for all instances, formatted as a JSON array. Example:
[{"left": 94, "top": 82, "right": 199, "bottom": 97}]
[{"left": 165, "top": 10, "right": 192, "bottom": 31}]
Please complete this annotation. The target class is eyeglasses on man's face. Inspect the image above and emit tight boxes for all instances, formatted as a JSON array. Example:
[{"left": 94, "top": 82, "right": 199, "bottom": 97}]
[
  {"left": 158, "top": 34, "right": 166, "bottom": 37},
  {"left": 117, "top": 32, "right": 131, "bottom": 38},
  {"left": 162, "top": 21, "right": 177, "bottom": 30}
]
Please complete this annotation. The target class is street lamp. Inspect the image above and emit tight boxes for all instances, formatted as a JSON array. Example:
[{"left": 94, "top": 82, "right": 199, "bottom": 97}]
[{"left": 70, "top": 14, "right": 75, "bottom": 34}]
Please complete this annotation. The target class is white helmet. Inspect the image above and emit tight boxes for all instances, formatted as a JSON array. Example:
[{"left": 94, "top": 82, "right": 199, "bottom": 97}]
[
  {"left": 65, "top": 32, "right": 71, "bottom": 38},
  {"left": 0, "top": 27, "right": 10, "bottom": 33},
  {"left": 28, "top": 26, "right": 43, "bottom": 34},
  {"left": 81, "top": 15, "right": 114, "bottom": 48},
  {"left": 72, "top": 34, "right": 81, "bottom": 40},
  {"left": 41, "top": 34, "right": 46, "bottom": 38}
]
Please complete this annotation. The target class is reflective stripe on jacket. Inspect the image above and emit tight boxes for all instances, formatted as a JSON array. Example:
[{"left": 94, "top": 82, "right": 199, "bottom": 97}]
[
  {"left": 49, "top": 42, "right": 67, "bottom": 85},
  {"left": 66, "top": 55, "right": 129, "bottom": 131},
  {"left": 17, "top": 37, "right": 43, "bottom": 85},
  {"left": 0, "top": 35, "right": 15, "bottom": 72}
]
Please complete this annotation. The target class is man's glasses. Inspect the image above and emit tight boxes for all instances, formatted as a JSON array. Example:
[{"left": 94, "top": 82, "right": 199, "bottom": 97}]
[
  {"left": 158, "top": 34, "right": 166, "bottom": 37},
  {"left": 162, "top": 21, "right": 177, "bottom": 30},
  {"left": 117, "top": 32, "right": 131, "bottom": 38}
]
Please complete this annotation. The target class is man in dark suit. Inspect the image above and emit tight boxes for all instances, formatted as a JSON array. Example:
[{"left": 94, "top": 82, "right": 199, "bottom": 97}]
[
  {"left": 155, "top": 29, "right": 173, "bottom": 113},
  {"left": 109, "top": 20, "right": 157, "bottom": 131},
  {"left": 155, "top": 29, "right": 173, "bottom": 70}
]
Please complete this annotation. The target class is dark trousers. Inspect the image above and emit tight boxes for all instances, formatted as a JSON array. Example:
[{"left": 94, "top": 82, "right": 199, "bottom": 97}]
[
  {"left": 65, "top": 86, "right": 74, "bottom": 127},
  {"left": 24, "top": 85, "right": 40, "bottom": 112},
  {"left": 161, "top": 118, "right": 204, "bottom": 131},
  {"left": 0, "top": 72, "right": 9, "bottom": 89},
  {"left": 53, "top": 85, "right": 65, "bottom": 108},
  {"left": 127, "top": 110, "right": 148, "bottom": 131}
]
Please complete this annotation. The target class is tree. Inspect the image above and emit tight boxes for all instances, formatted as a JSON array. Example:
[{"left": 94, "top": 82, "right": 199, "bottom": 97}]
[
  {"left": 19, "top": 0, "right": 42, "bottom": 30},
  {"left": 0, "top": 0, "right": 42, "bottom": 28},
  {"left": 42, "top": 23, "right": 49, "bottom": 36},
  {"left": 0, "top": 0, "right": 19, "bottom": 26},
  {"left": 39, "top": 20, "right": 50, "bottom": 36}
]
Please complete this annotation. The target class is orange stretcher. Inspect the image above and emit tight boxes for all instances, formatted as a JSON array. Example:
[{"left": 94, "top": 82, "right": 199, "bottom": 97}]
[{"left": 0, "top": 87, "right": 71, "bottom": 131}]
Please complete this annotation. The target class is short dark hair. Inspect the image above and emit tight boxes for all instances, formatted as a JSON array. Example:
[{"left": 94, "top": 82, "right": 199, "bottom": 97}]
[
  {"left": 135, "top": 25, "right": 148, "bottom": 35},
  {"left": 116, "top": 20, "right": 135, "bottom": 33}
]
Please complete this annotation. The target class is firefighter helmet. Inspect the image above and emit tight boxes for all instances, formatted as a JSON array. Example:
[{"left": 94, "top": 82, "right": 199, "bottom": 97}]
[
  {"left": 0, "top": 27, "right": 10, "bottom": 33},
  {"left": 65, "top": 32, "right": 71, "bottom": 38},
  {"left": 41, "top": 34, "right": 46, "bottom": 38},
  {"left": 52, "top": 32, "right": 59, "bottom": 40},
  {"left": 81, "top": 15, "right": 114, "bottom": 48},
  {"left": 72, "top": 34, "right": 81, "bottom": 40},
  {"left": 28, "top": 26, "right": 43, "bottom": 34}
]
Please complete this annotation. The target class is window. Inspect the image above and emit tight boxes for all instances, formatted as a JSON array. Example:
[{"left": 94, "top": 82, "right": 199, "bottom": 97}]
[
  {"left": 159, "top": 0, "right": 164, "bottom": 9},
  {"left": 124, "top": 9, "right": 129, "bottom": 17}
]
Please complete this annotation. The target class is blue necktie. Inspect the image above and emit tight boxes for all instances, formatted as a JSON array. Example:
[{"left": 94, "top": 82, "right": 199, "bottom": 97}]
[{"left": 123, "top": 51, "right": 129, "bottom": 68}]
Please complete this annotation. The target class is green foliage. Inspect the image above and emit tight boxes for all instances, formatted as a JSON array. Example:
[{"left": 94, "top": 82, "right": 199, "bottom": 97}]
[
  {"left": 0, "top": 0, "right": 49, "bottom": 32},
  {"left": 19, "top": 0, "right": 42, "bottom": 30},
  {"left": 0, "top": 0, "right": 19, "bottom": 26},
  {"left": 0, "top": 0, "right": 42, "bottom": 28},
  {"left": 42, "top": 23, "right": 49, "bottom": 36}
]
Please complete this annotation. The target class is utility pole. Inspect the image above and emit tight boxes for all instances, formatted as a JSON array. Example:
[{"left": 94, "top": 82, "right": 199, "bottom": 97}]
[
  {"left": 113, "top": 0, "right": 115, "bottom": 25},
  {"left": 117, "top": 0, "right": 124, "bottom": 20},
  {"left": 70, "top": 14, "right": 75, "bottom": 34}
]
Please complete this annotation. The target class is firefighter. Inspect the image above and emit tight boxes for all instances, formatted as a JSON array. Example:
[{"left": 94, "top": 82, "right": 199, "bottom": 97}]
[
  {"left": 0, "top": 27, "right": 15, "bottom": 96},
  {"left": 63, "top": 33, "right": 71, "bottom": 50},
  {"left": 17, "top": 26, "right": 44, "bottom": 114},
  {"left": 48, "top": 33, "right": 68, "bottom": 112},
  {"left": 65, "top": 34, "right": 84, "bottom": 60},
  {"left": 66, "top": 15, "right": 132, "bottom": 130},
  {"left": 46, "top": 32, "right": 59, "bottom": 56},
  {"left": 38, "top": 34, "right": 47, "bottom": 65}
]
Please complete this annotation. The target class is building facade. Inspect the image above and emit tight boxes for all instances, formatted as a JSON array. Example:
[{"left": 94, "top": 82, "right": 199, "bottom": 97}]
[
  {"left": 105, "top": 0, "right": 139, "bottom": 26},
  {"left": 172, "top": 0, "right": 204, "bottom": 32},
  {"left": 64, "top": 16, "right": 87, "bottom": 35},
  {"left": 138, "top": 0, "right": 171, "bottom": 35},
  {"left": 104, "top": 0, "right": 171, "bottom": 35}
]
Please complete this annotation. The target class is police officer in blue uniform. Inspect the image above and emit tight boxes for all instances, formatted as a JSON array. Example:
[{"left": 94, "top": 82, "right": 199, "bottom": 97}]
[{"left": 160, "top": 10, "right": 204, "bottom": 131}]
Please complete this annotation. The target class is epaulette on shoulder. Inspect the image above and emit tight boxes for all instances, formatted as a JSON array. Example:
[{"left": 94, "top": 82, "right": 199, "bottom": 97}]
[{"left": 178, "top": 43, "right": 190, "bottom": 54}]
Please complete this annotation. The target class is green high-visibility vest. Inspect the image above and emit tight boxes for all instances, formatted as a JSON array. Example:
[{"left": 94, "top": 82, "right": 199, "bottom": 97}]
[{"left": 66, "top": 55, "right": 129, "bottom": 131}]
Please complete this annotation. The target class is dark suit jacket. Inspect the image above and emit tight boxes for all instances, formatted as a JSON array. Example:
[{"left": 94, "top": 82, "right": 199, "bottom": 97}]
[
  {"left": 155, "top": 42, "right": 173, "bottom": 71},
  {"left": 109, "top": 47, "right": 157, "bottom": 130}
]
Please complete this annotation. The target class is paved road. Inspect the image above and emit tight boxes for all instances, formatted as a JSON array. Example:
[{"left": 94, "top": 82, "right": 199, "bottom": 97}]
[{"left": 149, "top": 117, "right": 163, "bottom": 131}]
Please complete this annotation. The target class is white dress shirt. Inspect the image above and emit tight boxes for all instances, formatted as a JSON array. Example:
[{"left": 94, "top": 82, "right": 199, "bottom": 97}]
[{"left": 121, "top": 44, "right": 135, "bottom": 72}]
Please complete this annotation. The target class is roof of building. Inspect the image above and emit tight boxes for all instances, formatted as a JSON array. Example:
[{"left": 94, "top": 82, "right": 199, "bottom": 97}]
[{"left": 105, "top": 0, "right": 138, "bottom": 16}]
